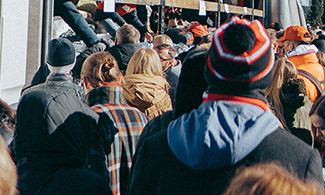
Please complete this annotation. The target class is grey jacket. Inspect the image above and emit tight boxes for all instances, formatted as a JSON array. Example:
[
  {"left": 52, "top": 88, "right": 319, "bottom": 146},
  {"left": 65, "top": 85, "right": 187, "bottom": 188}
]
[{"left": 11, "top": 73, "right": 110, "bottom": 195}]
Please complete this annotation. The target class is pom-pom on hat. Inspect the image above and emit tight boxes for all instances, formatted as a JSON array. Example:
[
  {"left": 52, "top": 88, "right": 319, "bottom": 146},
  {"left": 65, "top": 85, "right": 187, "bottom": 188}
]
[
  {"left": 47, "top": 38, "right": 76, "bottom": 73},
  {"left": 205, "top": 16, "right": 274, "bottom": 91}
]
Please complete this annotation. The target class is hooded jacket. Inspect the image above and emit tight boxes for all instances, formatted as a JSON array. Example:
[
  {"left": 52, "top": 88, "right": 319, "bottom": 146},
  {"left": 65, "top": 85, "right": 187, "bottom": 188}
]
[
  {"left": 286, "top": 44, "right": 325, "bottom": 102},
  {"left": 168, "top": 100, "right": 279, "bottom": 170},
  {"left": 127, "top": 101, "right": 322, "bottom": 195},
  {"left": 123, "top": 74, "right": 172, "bottom": 119}
]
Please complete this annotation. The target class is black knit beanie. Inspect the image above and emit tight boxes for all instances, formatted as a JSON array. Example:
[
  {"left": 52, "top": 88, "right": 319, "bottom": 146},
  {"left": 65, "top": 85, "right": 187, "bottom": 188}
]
[{"left": 205, "top": 16, "right": 274, "bottom": 95}]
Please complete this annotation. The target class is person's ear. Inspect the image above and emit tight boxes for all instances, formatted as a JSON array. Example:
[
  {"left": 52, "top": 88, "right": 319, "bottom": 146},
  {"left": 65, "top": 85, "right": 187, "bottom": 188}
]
[
  {"left": 82, "top": 76, "right": 93, "bottom": 93},
  {"left": 114, "top": 37, "right": 118, "bottom": 45},
  {"left": 82, "top": 77, "right": 89, "bottom": 88},
  {"left": 117, "top": 74, "right": 123, "bottom": 84}
]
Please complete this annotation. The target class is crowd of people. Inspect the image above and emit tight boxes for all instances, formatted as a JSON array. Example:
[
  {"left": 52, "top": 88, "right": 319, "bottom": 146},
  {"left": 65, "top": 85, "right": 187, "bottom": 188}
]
[{"left": 1, "top": 0, "right": 325, "bottom": 194}]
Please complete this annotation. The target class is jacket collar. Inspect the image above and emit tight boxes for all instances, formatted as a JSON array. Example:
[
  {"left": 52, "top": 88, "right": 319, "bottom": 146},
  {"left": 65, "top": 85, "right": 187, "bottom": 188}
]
[
  {"left": 87, "top": 84, "right": 127, "bottom": 107},
  {"left": 46, "top": 73, "right": 73, "bottom": 83},
  {"left": 286, "top": 44, "right": 318, "bottom": 58},
  {"left": 203, "top": 92, "right": 268, "bottom": 111},
  {"left": 123, "top": 74, "right": 169, "bottom": 90}
]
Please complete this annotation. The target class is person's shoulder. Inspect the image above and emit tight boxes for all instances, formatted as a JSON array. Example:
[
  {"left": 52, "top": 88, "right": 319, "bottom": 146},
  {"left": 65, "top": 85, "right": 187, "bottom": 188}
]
[
  {"left": 20, "top": 83, "right": 52, "bottom": 101},
  {"left": 62, "top": 80, "right": 84, "bottom": 91},
  {"left": 106, "top": 43, "right": 138, "bottom": 55},
  {"left": 261, "top": 128, "right": 313, "bottom": 148},
  {"left": 123, "top": 43, "right": 142, "bottom": 50},
  {"left": 187, "top": 47, "right": 209, "bottom": 57},
  {"left": 96, "top": 103, "right": 149, "bottom": 123},
  {"left": 23, "top": 81, "right": 85, "bottom": 106},
  {"left": 137, "top": 111, "right": 174, "bottom": 144},
  {"left": 17, "top": 85, "right": 55, "bottom": 114},
  {"left": 246, "top": 128, "right": 322, "bottom": 182},
  {"left": 108, "top": 43, "right": 141, "bottom": 49},
  {"left": 131, "top": 106, "right": 150, "bottom": 122},
  {"left": 182, "top": 47, "right": 209, "bottom": 66},
  {"left": 255, "top": 128, "right": 320, "bottom": 162}
]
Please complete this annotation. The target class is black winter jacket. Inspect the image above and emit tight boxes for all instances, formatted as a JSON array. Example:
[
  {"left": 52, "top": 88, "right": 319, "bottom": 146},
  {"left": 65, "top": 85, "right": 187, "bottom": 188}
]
[
  {"left": 127, "top": 111, "right": 323, "bottom": 195},
  {"left": 106, "top": 43, "right": 143, "bottom": 73}
]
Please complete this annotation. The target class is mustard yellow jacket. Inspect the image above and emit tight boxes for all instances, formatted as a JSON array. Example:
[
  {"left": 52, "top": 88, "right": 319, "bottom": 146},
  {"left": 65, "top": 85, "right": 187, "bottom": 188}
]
[{"left": 122, "top": 74, "right": 172, "bottom": 119}]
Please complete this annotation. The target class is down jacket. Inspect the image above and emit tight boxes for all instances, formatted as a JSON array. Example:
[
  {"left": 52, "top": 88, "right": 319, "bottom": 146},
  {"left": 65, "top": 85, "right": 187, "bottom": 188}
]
[{"left": 11, "top": 73, "right": 112, "bottom": 195}]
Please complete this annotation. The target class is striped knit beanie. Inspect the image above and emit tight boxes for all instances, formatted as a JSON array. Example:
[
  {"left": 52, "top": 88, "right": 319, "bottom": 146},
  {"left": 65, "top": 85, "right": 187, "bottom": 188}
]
[{"left": 205, "top": 16, "right": 274, "bottom": 92}]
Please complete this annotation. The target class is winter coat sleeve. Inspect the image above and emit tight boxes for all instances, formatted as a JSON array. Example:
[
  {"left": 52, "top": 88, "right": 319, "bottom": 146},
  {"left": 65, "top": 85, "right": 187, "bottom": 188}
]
[
  {"left": 94, "top": 8, "right": 126, "bottom": 26},
  {"left": 122, "top": 9, "right": 148, "bottom": 36},
  {"left": 127, "top": 111, "right": 174, "bottom": 195},
  {"left": 71, "top": 42, "right": 107, "bottom": 79},
  {"left": 305, "top": 148, "right": 323, "bottom": 185}
]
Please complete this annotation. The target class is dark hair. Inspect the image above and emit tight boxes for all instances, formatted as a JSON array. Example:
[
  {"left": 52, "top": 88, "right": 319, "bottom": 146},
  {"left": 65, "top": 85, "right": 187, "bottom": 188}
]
[
  {"left": 193, "top": 36, "right": 202, "bottom": 45},
  {"left": 201, "top": 34, "right": 213, "bottom": 44},
  {"left": 311, "top": 38, "right": 325, "bottom": 53},
  {"left": 193, "top": 34, "right": 212, "bottom": 45},
  {"left": 274, "top": 22, "right": 283, "bottom": 31},
  {"left": 276, "top": 31, "right": 284, "bottom": 39},
  {"left": 318, "top": 34, "right": 325, "bottom": 39},
  {"left": 309, "top": 95, "right": 325, "bottom": 119},
  {"left": 268, "top": 22, "right": 283, "bottom": 31},
  {"left": 116, "top": 24, "right": 140, "bottom": 44}
]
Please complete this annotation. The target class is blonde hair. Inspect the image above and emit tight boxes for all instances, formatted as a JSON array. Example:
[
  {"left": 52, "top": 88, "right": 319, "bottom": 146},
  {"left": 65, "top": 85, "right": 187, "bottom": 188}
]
[
  {"left": 265, "top": 57, "right": 297, "bottom": 128},
  {"left": 266, "top": 28, "right": 277, "bottom": 44},
  {"left": 125, "top": 48, "right": 163, "bottom": 76},
  {"left": 81, "top": 51, "right": 121, "bottom": 88},
  {"left": 222, "top": 163, "right": 323, "bottom": 195},
  {"left": 0, "top": 136, "right": 18, "bottom": 195},
  {"left": 153, "top": 34, "right": 173, "bottom": 48}
]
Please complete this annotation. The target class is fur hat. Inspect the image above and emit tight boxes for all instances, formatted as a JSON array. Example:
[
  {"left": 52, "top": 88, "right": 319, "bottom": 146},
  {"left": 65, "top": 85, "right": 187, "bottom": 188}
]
[
  {"left": 205, "top": 16, "right": 273, "bottom": 93},
  {"left": 47, "top": 38, "right": 76, "bottom": 73}
]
